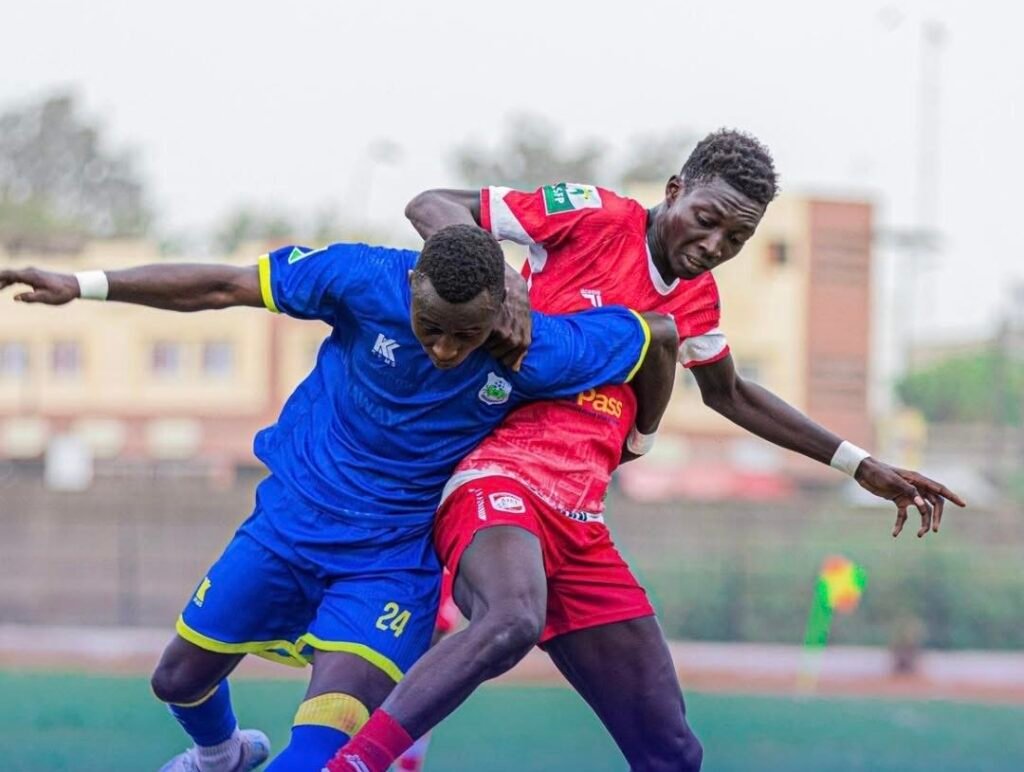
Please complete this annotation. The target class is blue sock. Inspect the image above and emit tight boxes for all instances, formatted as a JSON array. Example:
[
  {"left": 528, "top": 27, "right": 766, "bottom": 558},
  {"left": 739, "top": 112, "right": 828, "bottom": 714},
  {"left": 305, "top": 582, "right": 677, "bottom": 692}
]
[
  {"left": 265, "top": 724, "right": 349, "bottom": 771},
  {"left": 168, "top": 679, "right": 238, "bottom": 747}
]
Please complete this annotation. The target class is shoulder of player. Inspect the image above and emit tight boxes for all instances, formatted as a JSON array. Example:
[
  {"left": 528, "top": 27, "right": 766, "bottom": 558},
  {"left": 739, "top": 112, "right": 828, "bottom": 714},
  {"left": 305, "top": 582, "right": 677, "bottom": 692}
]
[
  {"left": 517, "top": 183, "right": 638, "bottom": 222},
  {"left": 663, "top": 273, "right": 724, "bottom": 336},
  {"left": 572, "top": 185, "right": 643, "bottom": 223},
  {"left": 328, "top": 241, "right": 418, "bottom": 268},
  {"left": 329, "top": 243, "right": 418, "bottom": 316},
  {"left": 272, "top": 241, "right": 416, "bottom": 270}
]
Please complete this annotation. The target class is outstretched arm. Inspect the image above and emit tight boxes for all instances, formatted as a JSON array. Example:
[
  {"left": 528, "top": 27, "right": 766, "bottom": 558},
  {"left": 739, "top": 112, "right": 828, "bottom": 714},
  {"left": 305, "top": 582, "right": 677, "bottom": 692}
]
[
  {"left": 692, "top": 354, "right": 965, "bottom": 537},
  {"left": 621, "top": 313, "right": 678, "bottom": 463},
  {"left": 0, "top": 263, "right": 263, "bottom": 312}
]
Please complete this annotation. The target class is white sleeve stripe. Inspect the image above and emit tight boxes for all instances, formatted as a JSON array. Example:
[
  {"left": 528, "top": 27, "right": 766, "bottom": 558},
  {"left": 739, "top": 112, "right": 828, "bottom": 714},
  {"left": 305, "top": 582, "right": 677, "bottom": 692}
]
[
  {"left": 679, "top": 328, "right": 728, "bottom": 366},
  {"left": 489, "top": 187, "right": 534, "bottom": 245},
  {"left": 528, "top": 243, "right": 549, "bottom": 274}
]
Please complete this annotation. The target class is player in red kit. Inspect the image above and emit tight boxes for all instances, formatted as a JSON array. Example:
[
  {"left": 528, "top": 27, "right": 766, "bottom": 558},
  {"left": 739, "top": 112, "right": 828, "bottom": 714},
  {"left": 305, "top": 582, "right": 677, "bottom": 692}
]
[
  {"left": 393, "top": 571, "right": 459, "bottom": 772},
  {"left": 327, "top": 131, "right": 963, "bottom": 772}
]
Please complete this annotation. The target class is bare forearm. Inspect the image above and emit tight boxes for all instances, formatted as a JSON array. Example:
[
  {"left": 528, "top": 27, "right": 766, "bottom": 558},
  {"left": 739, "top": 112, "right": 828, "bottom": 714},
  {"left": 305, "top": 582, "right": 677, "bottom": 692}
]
[
  {"left": 622, "top": 313, "right": 678, "bottom": 463},
  {"left": 709, "top": 379, "right": 842, "bottom": 465},
  {"left": 631, "top": 326, "right": 677, "bottom": 434},
  {"left": 106, "top": 264, "right": 261, "bottom": 311},
  {"left": 405, "top": 189, "right": 481, "bottom": 240},
  {"left": 691, "top": 357, "right": 964, "bottom": 535}
]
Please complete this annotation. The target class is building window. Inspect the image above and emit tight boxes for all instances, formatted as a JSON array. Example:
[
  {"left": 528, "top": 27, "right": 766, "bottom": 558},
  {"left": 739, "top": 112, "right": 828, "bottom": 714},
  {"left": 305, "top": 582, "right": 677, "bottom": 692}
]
[
  {"left": 51, "top": 341, "right": 82, "bottom": 378},
  {"left": 151, "top": 341, "right": 182, "bottom": 378},
  {"left": 202, "top": 341, "right": 235, "bottom": 378},
  {"left": 0, "top": 341, "right": 29, "bottom": 378},
  {"left": 768, "top": 240, "right": 789, "bottom": 266}
]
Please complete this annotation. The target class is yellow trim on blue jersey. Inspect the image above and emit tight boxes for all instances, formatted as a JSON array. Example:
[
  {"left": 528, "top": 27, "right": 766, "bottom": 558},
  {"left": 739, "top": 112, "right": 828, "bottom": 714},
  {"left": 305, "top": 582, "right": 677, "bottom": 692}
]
[
  {"left": 300, "top": 634, "right": 404, "bottom": 683},
  {"left": 294, "top": 693, "right": 371, "bottom": 735},
  {"left": 259, "top": 649, "right": 308, "bottom": 668},
  {"left": 257, "top": 253, "right": 279, "bottom": 314},
  {"left": 175, "top": 616, "right": 307, "bottom": 668},
  {"left": 624, "top": 310, "right": 652, "bottom": 383}
]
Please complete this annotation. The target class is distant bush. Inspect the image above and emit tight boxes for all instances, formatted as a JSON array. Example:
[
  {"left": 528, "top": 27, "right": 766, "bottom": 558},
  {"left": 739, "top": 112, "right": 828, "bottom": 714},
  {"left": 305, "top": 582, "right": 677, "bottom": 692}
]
[
  {"left": 896, "top": 351, "right": 1024, "bottom": 425},
  {"left": 643, "top": 542, "right": 1024, "bottom": 650}
]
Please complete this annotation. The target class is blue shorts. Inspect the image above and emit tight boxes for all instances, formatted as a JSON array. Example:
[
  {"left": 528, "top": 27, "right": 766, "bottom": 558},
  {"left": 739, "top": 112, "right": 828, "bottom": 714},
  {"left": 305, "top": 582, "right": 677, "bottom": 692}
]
[{"left": 177, "top": 476, "right": 441, "bottom": 682}]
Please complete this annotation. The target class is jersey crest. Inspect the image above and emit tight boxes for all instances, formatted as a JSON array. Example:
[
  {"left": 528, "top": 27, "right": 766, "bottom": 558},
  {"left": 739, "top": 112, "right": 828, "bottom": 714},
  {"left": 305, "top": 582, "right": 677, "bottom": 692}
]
[{"left": 478, "top": 372, "right": 512, "bottom": 405}]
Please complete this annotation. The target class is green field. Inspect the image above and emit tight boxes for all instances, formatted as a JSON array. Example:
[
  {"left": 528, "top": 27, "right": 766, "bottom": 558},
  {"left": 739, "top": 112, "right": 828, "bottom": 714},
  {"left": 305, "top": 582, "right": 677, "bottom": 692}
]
[{"left": 2, "top": 671, "right": 1023, "bottom": 771}]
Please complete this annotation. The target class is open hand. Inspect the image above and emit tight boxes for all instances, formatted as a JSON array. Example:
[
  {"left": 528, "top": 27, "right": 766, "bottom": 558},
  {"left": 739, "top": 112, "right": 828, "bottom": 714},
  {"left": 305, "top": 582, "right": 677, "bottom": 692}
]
[
  {"left": 485, "top": 267, "right": 532, "bottom": 371},
  {"left": 854, "top": 457, "right": 966, "bottom": 537},
  {"left": 0, "top": 267, "right": 79, "bottom": 305}
]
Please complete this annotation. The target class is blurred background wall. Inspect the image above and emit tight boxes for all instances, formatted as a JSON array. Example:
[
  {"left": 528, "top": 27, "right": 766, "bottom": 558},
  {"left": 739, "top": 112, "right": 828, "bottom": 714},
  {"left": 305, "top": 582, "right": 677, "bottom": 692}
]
[{"left": 1, "top": 0, "right": 1022, "bottom": 659}]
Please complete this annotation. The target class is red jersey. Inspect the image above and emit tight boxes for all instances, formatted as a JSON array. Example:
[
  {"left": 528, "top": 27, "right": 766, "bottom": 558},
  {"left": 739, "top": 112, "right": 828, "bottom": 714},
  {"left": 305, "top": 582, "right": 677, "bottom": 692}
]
[{"left": 441, "top": 184, "right": 730, "bottom": 516}]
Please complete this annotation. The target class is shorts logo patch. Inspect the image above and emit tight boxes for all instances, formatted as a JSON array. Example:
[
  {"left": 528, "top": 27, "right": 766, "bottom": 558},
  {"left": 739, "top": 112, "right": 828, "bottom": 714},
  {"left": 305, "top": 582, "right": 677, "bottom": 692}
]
[
  {"left": 542, "top": 183, "right": 602, "bottom": 215},
  {"left": 193, "top": 577, "right": 212, "bottom": 607},
  {"left": 478, "top": 372, "right": 512, "bottom": 405},
  {"left": 489, "top": 492, "right": 526, "bottom": 514}
]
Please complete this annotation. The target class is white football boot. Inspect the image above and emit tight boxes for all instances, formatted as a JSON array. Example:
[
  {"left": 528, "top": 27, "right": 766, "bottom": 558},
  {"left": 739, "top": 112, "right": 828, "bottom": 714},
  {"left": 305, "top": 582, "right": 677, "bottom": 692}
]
[{"left": 158, "top": 729, "right": 271, "bottom": 772}]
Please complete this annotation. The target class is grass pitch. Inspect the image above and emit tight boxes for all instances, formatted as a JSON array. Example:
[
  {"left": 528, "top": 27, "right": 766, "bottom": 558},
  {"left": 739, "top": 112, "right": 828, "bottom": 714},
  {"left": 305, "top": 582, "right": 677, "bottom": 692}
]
[{"left": 2, "top": 671, "right": 1022, "bottom": 771}]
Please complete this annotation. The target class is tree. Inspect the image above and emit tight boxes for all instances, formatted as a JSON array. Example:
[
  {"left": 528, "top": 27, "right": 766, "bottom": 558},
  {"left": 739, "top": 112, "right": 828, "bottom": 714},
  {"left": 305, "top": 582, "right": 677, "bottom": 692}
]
[
  {"left": 213, "top": 203, "right": 393, "bottom": 255},
  {"left": 450, "top": 116, "right": 700, "bottom": 193},
  {"left": 896, "top": 351, "right": 1024, "bottom": 425},
  {"left": 0, "top": 92, "right": 151, "bottom": 250},
  {"left": 451, "top": 114, "right": 606, "bottom": 190},
  {"left": 214, "top": 206, "right": 297, "bottom": 255},
  {"left": 618, "top": 129, "right": 696, "bottom": 186}
]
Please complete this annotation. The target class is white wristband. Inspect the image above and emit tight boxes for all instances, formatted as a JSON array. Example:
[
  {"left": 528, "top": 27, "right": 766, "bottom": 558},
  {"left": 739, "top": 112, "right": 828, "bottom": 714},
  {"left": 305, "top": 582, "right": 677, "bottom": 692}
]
[
  {"left": 75, "top": 271, "right": 109, "bottom": 301},
  {"left": 626, "top": 426, "right": 656, "bottom": 456},
  {"left": 830, "top": 440, "right": 870, "bottom": 477}
]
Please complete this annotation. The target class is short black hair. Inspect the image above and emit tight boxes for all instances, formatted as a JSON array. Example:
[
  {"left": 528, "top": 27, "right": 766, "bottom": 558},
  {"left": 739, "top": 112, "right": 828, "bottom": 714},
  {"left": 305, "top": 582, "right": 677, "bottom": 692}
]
[
  {"left": 415, "top": 224, "right": 506, "bottom": 304},
  {"left": 681, "top": 129, "right": 779, "bottom": 207}
]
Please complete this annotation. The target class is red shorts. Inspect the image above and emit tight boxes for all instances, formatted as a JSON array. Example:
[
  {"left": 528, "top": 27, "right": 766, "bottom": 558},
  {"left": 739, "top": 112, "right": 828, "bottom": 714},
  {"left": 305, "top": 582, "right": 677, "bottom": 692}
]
[{"left": 433, "top": 475, "right": 654, "bottom": 643}]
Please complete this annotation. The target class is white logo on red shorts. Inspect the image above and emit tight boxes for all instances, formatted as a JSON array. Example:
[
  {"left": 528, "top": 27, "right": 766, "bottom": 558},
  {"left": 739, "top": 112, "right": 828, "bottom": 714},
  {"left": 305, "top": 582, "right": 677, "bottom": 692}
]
[
  {"left": 488, "top": 492, "right": 526, "bottom": 514},
  {"left": 470, "top": 487, "right": 487, "bottom": 521}
]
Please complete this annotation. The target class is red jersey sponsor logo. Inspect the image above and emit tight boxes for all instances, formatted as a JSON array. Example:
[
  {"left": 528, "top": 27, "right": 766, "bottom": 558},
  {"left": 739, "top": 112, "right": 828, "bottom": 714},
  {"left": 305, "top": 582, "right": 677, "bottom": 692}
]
[{"left": 576, "top": 388, "right": 624, "bottom": 419}]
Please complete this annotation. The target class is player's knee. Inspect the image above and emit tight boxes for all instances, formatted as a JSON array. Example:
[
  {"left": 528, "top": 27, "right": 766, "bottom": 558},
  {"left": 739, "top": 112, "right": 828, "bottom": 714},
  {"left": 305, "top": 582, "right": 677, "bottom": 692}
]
[
  {"left": 636, "top": 726, "right": 703, "bottom": 772},
  {"left": 678, "top": 729, "right": 704, "bottom": 772},
  {"left": 150, "top": 659, "right": 213, "bottom": 705},
  {"left": 475, "top": 609, "right": 543, "bottom": 674}
]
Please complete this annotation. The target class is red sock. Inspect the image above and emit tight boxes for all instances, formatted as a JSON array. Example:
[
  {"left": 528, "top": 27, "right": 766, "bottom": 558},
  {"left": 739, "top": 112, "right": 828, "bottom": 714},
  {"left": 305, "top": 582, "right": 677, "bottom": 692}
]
[{"left": 325, "top": 709, "right": 414, "bottom": 772}]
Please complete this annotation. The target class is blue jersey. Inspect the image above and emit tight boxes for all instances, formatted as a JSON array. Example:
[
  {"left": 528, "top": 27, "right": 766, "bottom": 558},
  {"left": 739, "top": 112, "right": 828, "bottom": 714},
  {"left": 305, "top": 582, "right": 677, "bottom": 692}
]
[{"left": 253, "top": 242, "right": 650, "bottom": 528}]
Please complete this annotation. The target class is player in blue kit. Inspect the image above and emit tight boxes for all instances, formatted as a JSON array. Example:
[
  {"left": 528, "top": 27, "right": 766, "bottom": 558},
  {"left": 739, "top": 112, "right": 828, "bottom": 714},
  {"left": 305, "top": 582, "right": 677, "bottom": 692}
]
[{"left": 0, "top": 224, "right": 679, "bottom": 772}]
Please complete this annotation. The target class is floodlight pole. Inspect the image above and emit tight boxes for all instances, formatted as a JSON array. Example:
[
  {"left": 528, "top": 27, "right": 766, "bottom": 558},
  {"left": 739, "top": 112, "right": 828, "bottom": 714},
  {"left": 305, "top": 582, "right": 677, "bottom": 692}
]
[{"left": 905, "top": 20, "right": 946, "bottom": 371}]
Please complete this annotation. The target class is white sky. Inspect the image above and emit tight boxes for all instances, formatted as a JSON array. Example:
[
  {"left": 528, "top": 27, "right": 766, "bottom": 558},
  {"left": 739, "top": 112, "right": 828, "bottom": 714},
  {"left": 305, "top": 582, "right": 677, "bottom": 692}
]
[{"left": 3, "top": 0, "right": 1022, "bottom": 340}]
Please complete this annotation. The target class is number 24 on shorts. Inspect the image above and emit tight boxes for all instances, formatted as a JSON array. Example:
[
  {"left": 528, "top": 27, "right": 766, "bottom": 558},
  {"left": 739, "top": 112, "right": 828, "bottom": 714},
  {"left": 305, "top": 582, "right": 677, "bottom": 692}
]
[{"left": 375, "top": 602, "right": 411, "bottom": 637}]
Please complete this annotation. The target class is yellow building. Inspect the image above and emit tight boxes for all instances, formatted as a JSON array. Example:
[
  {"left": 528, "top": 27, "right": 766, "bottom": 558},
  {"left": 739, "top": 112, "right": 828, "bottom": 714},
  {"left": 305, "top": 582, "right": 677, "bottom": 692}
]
[
  {"left": 1, "top": 192, "right": 873, "bottom": 491},
  {"left": 0, "top": 240, "right": 324, "bottom": 465}
]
